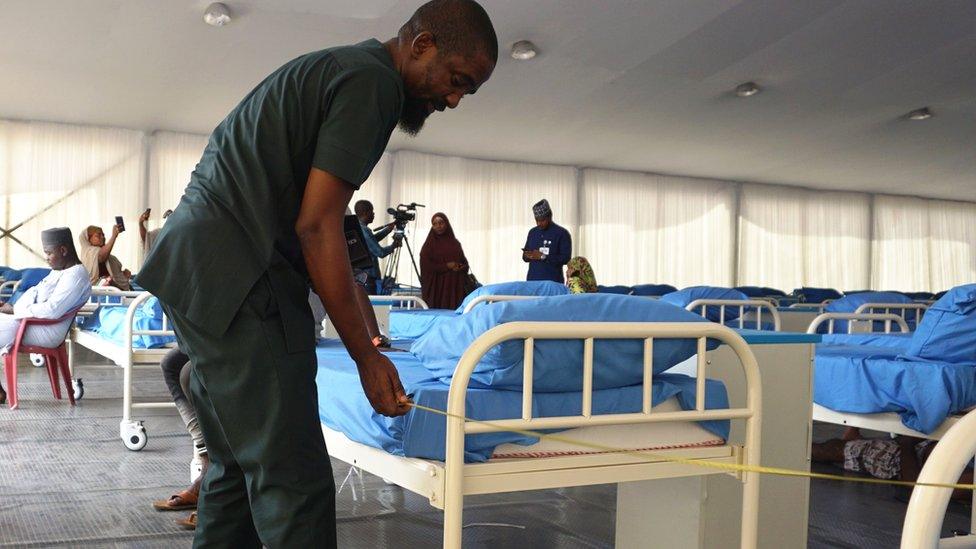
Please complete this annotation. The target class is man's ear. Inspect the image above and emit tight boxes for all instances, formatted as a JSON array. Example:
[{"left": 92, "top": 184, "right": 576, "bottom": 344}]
[{"left": 411, "top": 31, "right": 437, "bottom": 59}]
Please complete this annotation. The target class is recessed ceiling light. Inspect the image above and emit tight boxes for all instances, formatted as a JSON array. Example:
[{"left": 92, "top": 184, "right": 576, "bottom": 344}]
[
  {"left": 907, "top": 107, "right": 933, "bottom": 121},
  {"left": 510, "top": 40, "right": 538, "bottom": 61},
  {"left": 734, "top": 82, "right": 761, "bottom": 97},
  {"left": 203, "top": 2, "right": 232, "bottom": 27}
]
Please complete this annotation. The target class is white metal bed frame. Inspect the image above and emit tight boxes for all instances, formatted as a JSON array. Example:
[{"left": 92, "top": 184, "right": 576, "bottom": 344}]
[
  {"left": 685, "top": 299, "right": 782, "bottom": 331},
  {"left": 371, "top": 294, "right": 430, "bottom": 310},
  {"left": 807, "top": 312, "right": 910, "bottom": 334},
  {"left": 0, "top": 279, "right": 20, "bottom": 299},
  {"left": 323, "top": 321, "right": 764, "bottom": 548},
  {"left": 787, "top": 300, "right": 833, "bottom": 313},
  {"left": 67, "top": 287, "right": 177, "bottom": 451},
  {"left": 854, "top": 302, "right": 929, "bottom": 324},
  {"left": 901, "top": 408, "right": 976, "bottom": 549}
]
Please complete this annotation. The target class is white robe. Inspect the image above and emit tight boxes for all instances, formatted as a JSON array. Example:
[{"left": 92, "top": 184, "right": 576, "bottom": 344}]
[{"left": 0, "top": 264, "right": 91, "bottom": 350}]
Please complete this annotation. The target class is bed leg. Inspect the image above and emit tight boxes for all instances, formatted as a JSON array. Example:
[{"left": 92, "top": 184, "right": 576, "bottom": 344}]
[
  {"left": 971, "top": 451, "right": 976, "bottom": 535},
  {"left": 66, "top": 335, "right": 74, "bottom": 377},
  {"left": 740, "top": 470, "right": 760, "bottom": 549},
  {"left": 443, "top": 416, "right": 465, "bottom": 549}
]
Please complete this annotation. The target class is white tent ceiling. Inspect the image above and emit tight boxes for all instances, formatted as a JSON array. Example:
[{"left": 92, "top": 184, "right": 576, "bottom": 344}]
[{"left": 2, "top": 0, "right": 974, "bottom": 200}]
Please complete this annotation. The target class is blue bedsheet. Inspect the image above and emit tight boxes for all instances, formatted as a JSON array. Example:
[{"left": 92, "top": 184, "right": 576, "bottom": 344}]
[
  {"left": 813, "top": 344, "right": 976, "bottom": 433},
  {"left": 388, "top": 309, "right": 456, "bottom": 340},
  {"left": 819, "top": 333, "right": 913, "bottom": 350},
  {"left": 316, "top": 340, "right": 730, "bottom": 462},
  {"left": 87, "top": 297, "right": 175, "bottom": 349}
]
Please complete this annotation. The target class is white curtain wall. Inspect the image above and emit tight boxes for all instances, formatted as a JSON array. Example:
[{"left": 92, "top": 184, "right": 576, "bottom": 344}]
[
  {"left": 580, "top": 169, "right": 735, "bottom": 287},
  {"left": 0, "top": 120, "right": 145, "bottom": 270},
  {"left": 389, "top": 151, "right": 578, "bottom": 285},
  {"left": 929, "top": 199, "right": 976, "bottom": 290},
  {"left": 872, "top": 195, "right": 932, "bottom": 292},
  {"left": 738, "top": 184, "right": 871, "bottom": 291},
  {"left": 1, "top": 118, "right": 974, "bottom": 292}
]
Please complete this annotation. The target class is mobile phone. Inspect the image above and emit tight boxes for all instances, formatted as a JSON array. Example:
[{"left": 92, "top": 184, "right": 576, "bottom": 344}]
[{"left": 115, "top": 216, "right": 125, "bottom": 232}]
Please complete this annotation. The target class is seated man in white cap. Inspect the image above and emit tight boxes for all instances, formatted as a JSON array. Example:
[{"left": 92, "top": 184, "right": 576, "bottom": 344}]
[
  {"left": 0, "top": 227, "right": 92, "bottom": 404},
  {"left": 522, "top": 198, "right": 572, "bottom": 283}
]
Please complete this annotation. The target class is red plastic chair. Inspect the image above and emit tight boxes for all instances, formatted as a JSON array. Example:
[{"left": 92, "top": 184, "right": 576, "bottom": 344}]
[{"left": 3, "top": 305, "right": 84, "bottom": 410}]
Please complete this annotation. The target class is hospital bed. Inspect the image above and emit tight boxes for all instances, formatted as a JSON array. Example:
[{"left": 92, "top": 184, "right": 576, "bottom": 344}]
[
  {"left": 321, "top": 321, "right": 764, "bottom": 548},
  {"left": 807, "top": 312, "right": 910, "bottom": 335},
  {"left": 685, "top": 299, "right": 782, "bottom": 331},
  {"left": 853, "top": 301, "right": 929, "bottom": 325},
  {"left": 787, "top": 300, "right": 832, "bottom": 313},
  {"left": 67, "top": 287, "right": 177, "bottom": 451},
  {"left": 387, "top": 294, "right": 546, "bottom": 340},
  {"left": 807, "top": 310, "right": 976, "bottom": 537}
]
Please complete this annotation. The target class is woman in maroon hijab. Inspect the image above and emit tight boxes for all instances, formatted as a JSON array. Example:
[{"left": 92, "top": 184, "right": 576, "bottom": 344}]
[{"left": 420, "top": 213, "right": 470, "bottom": 309}]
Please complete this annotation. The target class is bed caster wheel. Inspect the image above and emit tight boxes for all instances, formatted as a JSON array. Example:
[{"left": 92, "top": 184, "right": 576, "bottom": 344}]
[
  {"left": 72, "top": 379, "right": 84, "bottom": 401},
  {"left": 30, "top": 354, "right": 45, "bottom": 368},
  {"left": 122, "top": 424, "right": 148, "bottom": 451}
]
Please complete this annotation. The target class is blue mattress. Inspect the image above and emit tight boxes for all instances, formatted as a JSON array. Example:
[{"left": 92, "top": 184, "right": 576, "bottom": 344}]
[
  {"left": 315, "top": 340, "right": 730, "bottom": 463},
  {"left": 85, "top": 299, "right": 176, "bottom": 349},
  {"left": 388, "top": 309, "right": 456, "bottom": 339},
  {"left": 813, "top": 344, "right": 976, "bottom": 433}
]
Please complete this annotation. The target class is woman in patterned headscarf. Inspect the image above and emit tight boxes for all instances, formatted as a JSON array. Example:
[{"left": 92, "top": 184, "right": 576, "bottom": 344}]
[{"left": 565, "top": 256, "right": 597, "bottom": 294}]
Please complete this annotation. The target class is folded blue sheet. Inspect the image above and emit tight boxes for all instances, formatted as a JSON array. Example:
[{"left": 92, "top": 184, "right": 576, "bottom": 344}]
[
  {"left": 906, "top": 284, "right": 976, "bottom": 364},
  {"left": 631, "top": 284, "right": 677, "bottom": 297},
  {"left": 597, "top": 285, "right": 633, "bottom": 295},
  {"left": 388, "top": 308, "right": 456, "bottom": 339},
  {"left": 412, "top": 294, "right": 718, "bottom": 392},
  {"left": 796, "top": 287, "right": 843, "bottom": 303},
  {"left": 813, "top": 344, "right": 976, "bottom": 433},
  {"left": 315, "top": 340, "right": 730, "bottom": 462},
  {"left": 88, "top": 297, "right": 176, "bottom": 349},
  {"left": 660, "top": 286, "right": 750, "bottom": 322},
  {"left": 819, "top": 333, "right": 913, "bottom": 350},
  {"left": 457, "top": 280, "right": 568, "bottom": 313},
  {"left": 820, "top": 291, "right": 916, "bottom": 333}
]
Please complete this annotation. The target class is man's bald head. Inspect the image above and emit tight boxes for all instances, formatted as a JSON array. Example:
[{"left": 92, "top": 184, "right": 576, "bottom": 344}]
[{"left": 399, "top": 0, "right": 498, "bottom": 64}]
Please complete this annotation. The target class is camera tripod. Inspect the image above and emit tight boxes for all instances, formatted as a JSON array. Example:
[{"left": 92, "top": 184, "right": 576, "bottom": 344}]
[{"left": 381, "top": 226, "right": 422, "bottom": 293}]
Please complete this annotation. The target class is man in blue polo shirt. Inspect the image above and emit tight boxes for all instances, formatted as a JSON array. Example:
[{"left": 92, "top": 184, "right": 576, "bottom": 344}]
[{"left": 522, "top": 199, "right": 572, "bottom": 283}]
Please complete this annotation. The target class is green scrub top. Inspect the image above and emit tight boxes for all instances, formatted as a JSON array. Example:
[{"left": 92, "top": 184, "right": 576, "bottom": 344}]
[{"left": 138, "top": 39, "right": 404, "bottom": 338}]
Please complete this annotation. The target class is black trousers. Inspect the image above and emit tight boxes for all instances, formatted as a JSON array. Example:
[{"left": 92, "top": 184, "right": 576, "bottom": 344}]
[{"left": 163, "top": 272, "right": 336, "bottom": 549}]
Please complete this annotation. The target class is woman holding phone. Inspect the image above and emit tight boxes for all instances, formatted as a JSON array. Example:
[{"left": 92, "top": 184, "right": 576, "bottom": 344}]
[{"left": 79, "top": 219, "right": 132, "bottom": 290}]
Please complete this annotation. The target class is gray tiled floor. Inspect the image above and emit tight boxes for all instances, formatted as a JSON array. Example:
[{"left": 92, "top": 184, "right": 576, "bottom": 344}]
[{"left": 0, "top": 349, "right": 971, "bottom": 547}]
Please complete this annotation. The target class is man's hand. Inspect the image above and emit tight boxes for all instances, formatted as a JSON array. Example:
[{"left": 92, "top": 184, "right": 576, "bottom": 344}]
[
  {"left": 297, "top": 167, "right": 410, "bottom": 418},
  {"left": 357, "top": 352, "right": 410, "bottom": 417},
  {"left": 0, "top": 303, "right": 13, "bottom": 314}
]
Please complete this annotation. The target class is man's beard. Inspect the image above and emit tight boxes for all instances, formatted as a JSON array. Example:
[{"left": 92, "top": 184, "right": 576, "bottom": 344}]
[{"left": 398, "top": 97, "right": 431, "bottom": 136}]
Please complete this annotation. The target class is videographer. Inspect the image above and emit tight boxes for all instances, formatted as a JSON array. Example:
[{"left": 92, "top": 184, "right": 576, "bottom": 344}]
[{"left": 355, "top": 199, "right": 402, "bottom": 293}]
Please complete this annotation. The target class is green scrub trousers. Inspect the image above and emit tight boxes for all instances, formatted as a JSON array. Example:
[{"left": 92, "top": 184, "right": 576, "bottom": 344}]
[{"left": 164, "top": 270, "right": 336, "bottom": 548}]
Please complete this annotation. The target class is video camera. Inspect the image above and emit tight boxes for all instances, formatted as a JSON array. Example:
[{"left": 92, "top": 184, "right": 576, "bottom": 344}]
[
  {"left": 386, "top": 202, "right": 425, "bottom": 226},
  {"left": 383, "top": 202, "right": 425, "bottom": 241}
]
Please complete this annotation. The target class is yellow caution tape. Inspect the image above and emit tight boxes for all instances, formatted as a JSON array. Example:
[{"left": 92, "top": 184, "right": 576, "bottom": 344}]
[{"left": 407, "top": 402, "right": 975, "bottom": 491}]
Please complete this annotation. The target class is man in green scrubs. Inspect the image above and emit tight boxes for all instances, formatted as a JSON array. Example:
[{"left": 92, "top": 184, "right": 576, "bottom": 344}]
[{"left": 137, "top": 1, "right": 497, "bottom": 546}]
